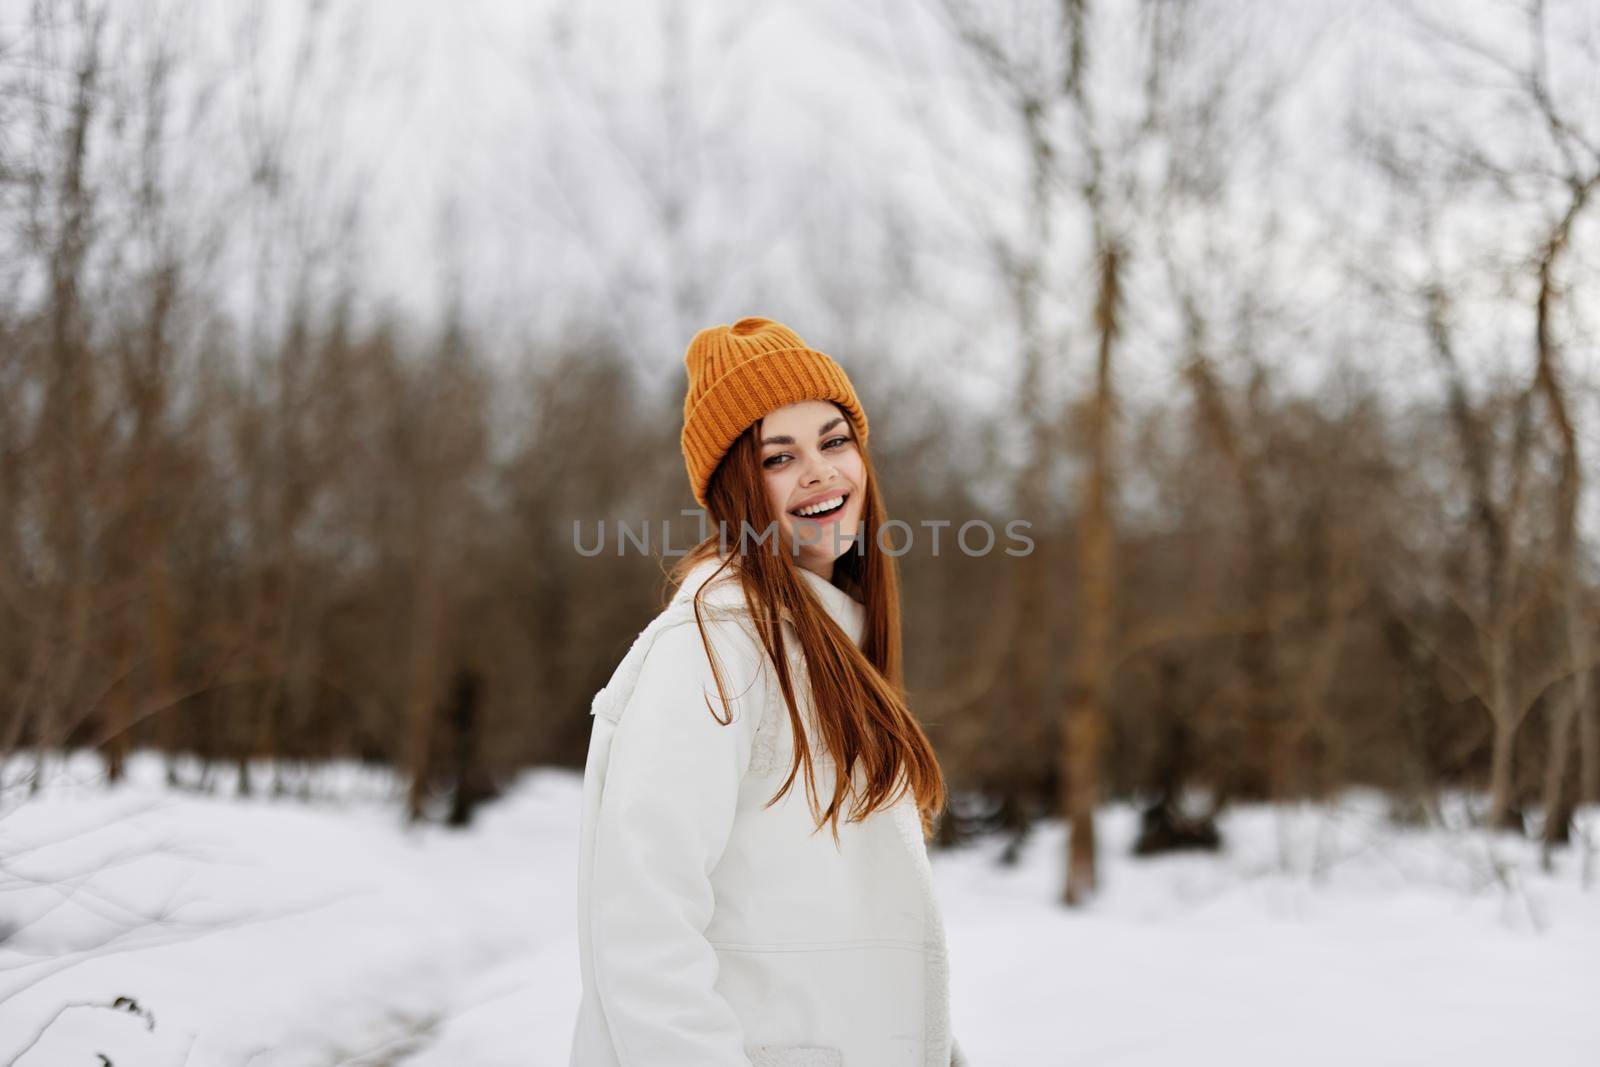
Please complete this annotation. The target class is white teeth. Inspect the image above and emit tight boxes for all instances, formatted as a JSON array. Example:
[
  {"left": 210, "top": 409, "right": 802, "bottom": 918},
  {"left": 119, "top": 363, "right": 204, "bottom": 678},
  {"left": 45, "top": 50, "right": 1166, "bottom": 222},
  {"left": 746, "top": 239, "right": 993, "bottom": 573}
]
[{"left": 793, "top": 494, "right": 845, "bottom": 517}]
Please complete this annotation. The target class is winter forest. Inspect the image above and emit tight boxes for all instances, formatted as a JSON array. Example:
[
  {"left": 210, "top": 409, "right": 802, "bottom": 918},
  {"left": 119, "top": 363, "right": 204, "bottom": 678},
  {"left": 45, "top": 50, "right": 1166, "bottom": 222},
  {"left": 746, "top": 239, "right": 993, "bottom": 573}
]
[{"left": 1, "top": 0, "right": 1597, "bottom": 1063}]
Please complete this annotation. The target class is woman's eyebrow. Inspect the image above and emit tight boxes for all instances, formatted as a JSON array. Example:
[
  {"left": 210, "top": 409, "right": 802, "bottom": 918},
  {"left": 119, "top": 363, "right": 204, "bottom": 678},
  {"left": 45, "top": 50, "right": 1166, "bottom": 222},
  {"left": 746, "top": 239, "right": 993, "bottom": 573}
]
[{"left": 760, "top": 417, "right": 846, "bottom": 447}]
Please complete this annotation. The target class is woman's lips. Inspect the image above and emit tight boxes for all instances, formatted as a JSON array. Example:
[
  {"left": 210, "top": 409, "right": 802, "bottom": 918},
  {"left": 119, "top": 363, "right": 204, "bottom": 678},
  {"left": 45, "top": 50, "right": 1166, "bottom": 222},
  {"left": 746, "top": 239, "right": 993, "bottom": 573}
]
[{"left": 790, "top": 492, "right": 849, "bottom": 524}]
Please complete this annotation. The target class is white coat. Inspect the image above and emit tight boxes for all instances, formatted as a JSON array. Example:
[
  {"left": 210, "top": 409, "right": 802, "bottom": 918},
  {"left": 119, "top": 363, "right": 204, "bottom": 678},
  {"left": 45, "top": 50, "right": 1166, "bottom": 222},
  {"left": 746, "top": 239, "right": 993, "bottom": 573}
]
[{"left": 568, "top": 554, "right": 968, "bottom": 1066}]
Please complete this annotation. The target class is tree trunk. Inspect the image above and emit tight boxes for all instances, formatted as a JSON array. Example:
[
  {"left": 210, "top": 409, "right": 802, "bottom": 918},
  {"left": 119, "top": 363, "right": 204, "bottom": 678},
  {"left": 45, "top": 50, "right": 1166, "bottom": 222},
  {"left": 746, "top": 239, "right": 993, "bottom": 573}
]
[
  {"left": 1530, "top": 179, "right": 1591, "bottom": 853},
  {"left": 403, "top": 552, "right": 445, "bottom": 824},
  {"left": 1580, "top": 683, "right": 1600, "bottom": 808},
  {"left": 1486, "top": 712, "right": 1518, "bottom": 832},
  {"left": 1062, "top": 241, "right": 1119, "bottom": 907},
  {"left": 33, "top": 5, "right": 106, "bottom": 794},
  {"left": 445, "top": 668, "right": 495, "bottom": 828},
  {"left": 101, "top": 637, "right": 133, "bottom": 783},
  {"left": 1540, "top": 687, "right": 1577, "bottom": 855}
]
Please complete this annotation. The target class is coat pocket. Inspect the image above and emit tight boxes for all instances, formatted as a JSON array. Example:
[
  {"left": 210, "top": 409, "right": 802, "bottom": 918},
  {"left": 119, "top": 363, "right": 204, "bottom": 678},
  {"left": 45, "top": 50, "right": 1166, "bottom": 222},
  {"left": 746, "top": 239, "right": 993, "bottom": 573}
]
[{"left": 747, "top": 1047, "right": 843, "bottom": 1067}]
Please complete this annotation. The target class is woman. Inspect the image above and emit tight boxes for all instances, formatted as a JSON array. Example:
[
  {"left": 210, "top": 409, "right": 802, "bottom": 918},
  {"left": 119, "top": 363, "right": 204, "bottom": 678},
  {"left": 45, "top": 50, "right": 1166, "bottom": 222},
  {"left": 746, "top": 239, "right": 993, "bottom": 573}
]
[{"left": 569, "top": 317, "right": 968, "bottom": 1066}]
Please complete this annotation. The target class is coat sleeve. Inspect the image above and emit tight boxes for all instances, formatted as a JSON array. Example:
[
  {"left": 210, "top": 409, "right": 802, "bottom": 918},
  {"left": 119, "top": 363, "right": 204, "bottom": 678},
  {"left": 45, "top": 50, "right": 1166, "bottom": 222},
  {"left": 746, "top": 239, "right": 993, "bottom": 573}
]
[{"left": 588, "top": 613, "right": 768, "bottom": 1066}]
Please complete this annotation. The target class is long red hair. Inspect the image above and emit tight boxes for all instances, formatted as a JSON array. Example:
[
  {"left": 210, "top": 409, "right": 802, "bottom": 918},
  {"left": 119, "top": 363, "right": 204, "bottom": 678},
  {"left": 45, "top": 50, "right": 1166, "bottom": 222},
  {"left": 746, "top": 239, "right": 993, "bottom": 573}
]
[{"left": 668, "top": 418, "right": 947, "bottom": 842}]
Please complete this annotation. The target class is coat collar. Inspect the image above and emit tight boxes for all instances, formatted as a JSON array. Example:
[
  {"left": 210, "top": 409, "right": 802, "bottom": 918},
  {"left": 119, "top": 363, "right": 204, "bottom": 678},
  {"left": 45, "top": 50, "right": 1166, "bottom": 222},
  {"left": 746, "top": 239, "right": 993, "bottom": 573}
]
[{"left": 670, "top": 553, "right": 866, "bottom": 648}]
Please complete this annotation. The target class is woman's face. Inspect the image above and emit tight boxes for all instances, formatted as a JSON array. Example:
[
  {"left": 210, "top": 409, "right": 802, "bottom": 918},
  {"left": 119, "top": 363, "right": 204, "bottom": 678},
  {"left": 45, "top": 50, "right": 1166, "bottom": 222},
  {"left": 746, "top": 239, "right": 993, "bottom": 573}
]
[{"left": 757, "top": 400, "right": 865, "bottom": 578}]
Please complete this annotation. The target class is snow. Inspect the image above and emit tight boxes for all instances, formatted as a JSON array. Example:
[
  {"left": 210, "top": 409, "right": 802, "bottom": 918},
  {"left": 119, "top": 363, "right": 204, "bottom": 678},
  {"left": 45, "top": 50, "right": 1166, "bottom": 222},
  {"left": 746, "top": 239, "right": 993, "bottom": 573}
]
[{"left": 0, "top": 752, "right": 1595, "bottom": 1066}]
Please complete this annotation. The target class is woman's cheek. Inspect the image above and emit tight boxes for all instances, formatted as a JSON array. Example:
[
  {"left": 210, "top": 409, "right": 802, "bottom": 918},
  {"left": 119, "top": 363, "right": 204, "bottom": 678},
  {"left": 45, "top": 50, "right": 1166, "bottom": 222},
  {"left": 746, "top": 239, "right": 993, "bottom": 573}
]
[{"left": 764, "top": 474, "right": 787, "bottom": 520}]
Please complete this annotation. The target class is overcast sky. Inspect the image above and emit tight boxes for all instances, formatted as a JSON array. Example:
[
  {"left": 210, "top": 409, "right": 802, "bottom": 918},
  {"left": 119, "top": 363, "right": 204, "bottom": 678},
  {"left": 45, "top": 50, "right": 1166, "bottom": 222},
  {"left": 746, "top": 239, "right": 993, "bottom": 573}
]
[{"left": 2, "top": 0, "right": 1594, "bottom": 428}]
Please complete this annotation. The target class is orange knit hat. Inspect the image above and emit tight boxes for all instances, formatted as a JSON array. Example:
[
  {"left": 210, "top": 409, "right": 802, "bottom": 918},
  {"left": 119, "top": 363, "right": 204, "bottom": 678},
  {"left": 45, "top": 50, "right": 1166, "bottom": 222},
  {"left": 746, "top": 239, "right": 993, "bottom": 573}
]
[{"left": 681, "top": 316, "right": 869, "bottom": 509}]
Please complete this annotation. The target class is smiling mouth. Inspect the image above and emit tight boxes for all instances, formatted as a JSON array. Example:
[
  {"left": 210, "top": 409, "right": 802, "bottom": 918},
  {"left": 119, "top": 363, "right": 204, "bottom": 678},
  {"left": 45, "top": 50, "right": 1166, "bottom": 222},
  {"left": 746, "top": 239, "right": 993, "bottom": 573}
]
[{"left": 790, "top": 492, "right": 848, "bottom": 519}]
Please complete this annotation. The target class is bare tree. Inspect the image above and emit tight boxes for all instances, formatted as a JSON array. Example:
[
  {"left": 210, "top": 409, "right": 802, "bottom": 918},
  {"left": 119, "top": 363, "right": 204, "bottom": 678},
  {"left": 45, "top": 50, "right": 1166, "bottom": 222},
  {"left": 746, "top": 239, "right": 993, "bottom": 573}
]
[
  {"left": 1358, "top": 0, "right": 1600, "bottom": 832},
  {"left": 920, "top": 0, "right": 1319, "bottom": 903}
]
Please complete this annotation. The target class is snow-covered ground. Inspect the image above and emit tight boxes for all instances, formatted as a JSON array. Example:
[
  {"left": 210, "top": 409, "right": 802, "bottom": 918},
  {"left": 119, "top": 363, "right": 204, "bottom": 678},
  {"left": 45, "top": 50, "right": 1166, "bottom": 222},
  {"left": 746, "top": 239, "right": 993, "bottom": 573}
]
[{"left": 0, "top": 752, "right": 1595, "bottom": 1066}]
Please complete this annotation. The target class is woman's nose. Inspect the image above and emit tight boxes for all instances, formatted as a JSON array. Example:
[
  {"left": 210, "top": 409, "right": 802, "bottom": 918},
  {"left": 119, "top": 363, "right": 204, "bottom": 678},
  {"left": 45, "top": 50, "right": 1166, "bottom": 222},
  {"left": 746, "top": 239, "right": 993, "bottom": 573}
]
[{"left": 802, "top": 454, "right": 837, "bottom": 484}]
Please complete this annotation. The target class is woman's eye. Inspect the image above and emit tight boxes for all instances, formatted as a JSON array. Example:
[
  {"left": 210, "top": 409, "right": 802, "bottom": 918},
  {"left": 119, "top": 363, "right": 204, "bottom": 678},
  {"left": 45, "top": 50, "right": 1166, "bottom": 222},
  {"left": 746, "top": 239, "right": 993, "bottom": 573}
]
[{"left": 764, "top": 438, "right": 848, "bottom": 469}]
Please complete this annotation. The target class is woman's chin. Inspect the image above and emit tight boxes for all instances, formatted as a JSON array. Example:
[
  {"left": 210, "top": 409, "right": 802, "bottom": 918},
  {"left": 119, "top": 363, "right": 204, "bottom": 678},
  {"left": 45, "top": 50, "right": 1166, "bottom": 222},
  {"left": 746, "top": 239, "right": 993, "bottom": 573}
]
[
  {"left": 775, "top": 506, "right": 860, "bottom": 554},
  {"left": 792, "top": 529, "right": 859, "bottom": 563}
]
